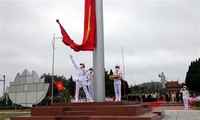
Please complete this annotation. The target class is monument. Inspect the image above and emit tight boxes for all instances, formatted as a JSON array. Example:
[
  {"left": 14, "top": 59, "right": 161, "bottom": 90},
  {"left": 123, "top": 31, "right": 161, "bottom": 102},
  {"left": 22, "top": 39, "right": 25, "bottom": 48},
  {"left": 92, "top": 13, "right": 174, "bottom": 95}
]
[
  {"left": 158, "top": 72, "right": 167, "bottom": 98},
  {"left": 7, "top": 69, "right": 49, "bottom": 107}
]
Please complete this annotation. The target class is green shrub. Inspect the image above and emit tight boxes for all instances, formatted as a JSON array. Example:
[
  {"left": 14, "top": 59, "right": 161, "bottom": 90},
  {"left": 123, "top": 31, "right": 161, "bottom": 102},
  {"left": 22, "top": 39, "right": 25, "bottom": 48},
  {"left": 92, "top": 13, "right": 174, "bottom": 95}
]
[
  {"left": 195, "top": 101, "right": 200, "bottom": 107},
  {"left": 0, "top": 105, "right": 29, "bottom": 110},
  {"left": 57, "top": 89, "right": 71, "bottom": 103}
]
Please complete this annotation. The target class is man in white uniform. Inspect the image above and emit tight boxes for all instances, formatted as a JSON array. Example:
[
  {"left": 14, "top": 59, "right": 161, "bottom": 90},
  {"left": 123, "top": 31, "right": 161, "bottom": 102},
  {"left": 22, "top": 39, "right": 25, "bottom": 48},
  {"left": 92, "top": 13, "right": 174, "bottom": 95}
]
[
  {"left": 113, "top": 65, "right": 122, "bottom": 101},
  {"left": 87, "top": 68, "right": 94, "bottom": 101},
  {"left": 180, "top": 86, "right": 189, "bottom": 110},
  {"left": 69, "top": 55, "right": 92, "bottom": 102}
]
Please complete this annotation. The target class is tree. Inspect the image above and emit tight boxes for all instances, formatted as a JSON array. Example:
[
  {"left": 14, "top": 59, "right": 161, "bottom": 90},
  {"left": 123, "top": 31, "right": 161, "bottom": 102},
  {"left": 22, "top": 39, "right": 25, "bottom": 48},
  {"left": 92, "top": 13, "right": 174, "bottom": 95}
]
[
  {"left": 105, "top": 70, "right": 114, "bottom": 97},
  {"left": 57, "top": 89, "right": 71, "bottom": 103},
  {"left": 185, "top": 58, "right": 200, "bottom": 93},
  {"left": 129, "top": 85, "right": 140, "bottom": 94},
  {"left": 129, "top": 82, "right": 162, "bottom": 94},
  {"left": 68, "top": 76, "right": 75, "bottom": 96},
  {"left": 121, "top": 80, "right": 129, "bottom": 96}
]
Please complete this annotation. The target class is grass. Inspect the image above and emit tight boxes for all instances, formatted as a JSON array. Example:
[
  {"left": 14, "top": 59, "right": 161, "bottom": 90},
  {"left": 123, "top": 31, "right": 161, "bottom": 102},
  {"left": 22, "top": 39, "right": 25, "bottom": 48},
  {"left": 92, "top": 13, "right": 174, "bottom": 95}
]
[{"left": 0, "top": 113, "right": 30, "bottom": 120}]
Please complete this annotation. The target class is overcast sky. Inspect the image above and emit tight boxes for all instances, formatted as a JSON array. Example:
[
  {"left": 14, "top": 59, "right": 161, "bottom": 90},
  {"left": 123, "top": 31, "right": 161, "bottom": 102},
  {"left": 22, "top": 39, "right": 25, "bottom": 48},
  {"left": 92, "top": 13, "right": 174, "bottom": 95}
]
[{"left": 0, "top": 0, "right": 199, "bottom": 96}]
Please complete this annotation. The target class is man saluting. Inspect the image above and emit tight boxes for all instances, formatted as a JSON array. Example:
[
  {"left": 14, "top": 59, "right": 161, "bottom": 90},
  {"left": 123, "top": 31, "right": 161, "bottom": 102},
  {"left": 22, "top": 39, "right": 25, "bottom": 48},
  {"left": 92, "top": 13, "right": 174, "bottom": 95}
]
[{"left": 69, "top": 55, "right": 93, "bottom": 102}]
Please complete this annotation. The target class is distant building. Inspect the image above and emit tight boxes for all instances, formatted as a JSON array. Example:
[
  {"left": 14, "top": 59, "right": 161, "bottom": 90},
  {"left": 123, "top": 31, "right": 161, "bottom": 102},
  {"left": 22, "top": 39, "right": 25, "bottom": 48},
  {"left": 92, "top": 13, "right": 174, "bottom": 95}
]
[{"left": 165, "top": 81, "right": 181, "bottom": 93}]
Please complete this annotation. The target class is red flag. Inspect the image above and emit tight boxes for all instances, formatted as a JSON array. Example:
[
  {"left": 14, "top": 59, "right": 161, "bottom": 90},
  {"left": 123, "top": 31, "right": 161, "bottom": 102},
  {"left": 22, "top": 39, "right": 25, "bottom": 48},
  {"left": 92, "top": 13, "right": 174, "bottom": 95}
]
[
  {"left": 53, "top": 80, "right": 64, "bottom": 91},
  {"left": 56, "top": 0, "right": 96, "bottom": 52}
]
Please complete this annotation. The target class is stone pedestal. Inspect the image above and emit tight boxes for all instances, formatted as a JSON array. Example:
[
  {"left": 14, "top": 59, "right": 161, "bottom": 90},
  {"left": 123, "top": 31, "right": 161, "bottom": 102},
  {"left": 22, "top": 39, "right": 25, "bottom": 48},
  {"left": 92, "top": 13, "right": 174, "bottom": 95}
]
[{"left": 160, "top": 88, "right": 167, "bottom": 99}]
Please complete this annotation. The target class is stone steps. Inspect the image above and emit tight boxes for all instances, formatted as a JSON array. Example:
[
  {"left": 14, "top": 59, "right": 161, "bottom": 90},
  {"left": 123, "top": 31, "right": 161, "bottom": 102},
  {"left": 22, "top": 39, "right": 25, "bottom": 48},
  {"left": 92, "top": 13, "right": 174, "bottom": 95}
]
[
  {"left": 160, "top": 102, "right": 183, "bottom": 106},
  {"left": 11, "top": 115, "right": 160, "bottom": 120},
  {"left": 64, "top": 106, "right": 95, "bottom": 111},
  {"left": 11, "top": 101, "right": 164, "bottom": 120},
  {"left": 63, "top": 111, "right": 95, "bottom": 116}
]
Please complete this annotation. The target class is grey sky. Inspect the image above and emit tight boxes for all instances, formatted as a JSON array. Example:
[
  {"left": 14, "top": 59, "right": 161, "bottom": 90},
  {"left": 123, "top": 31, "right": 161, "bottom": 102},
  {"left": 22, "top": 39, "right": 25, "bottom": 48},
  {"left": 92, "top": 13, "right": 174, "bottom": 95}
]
[{"left": 0, "top": 0, "right": 199, "bottom": 96}]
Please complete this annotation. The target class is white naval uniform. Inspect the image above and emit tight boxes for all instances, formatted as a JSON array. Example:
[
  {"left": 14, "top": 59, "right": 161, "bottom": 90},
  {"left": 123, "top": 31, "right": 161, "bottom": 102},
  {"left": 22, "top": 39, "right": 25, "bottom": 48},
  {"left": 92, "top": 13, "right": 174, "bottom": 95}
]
[
  {"left": 70, "top": 57, "right": 92, "bottom": 102},
  {"left": 180, "top": 89, "right": 189, "bottom": 109},
  {"left": 87, "top": 70, "right": 94, "bottom": 101},
  {"left": 113, "top": 70, "right": 122, "bottom": 101}
]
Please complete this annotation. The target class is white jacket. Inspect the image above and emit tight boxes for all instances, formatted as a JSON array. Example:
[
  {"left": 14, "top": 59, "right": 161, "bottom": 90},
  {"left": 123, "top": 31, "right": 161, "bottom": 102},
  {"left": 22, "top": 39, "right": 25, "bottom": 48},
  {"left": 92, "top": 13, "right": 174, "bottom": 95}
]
[{"left": 113, "top": 70, "right": 122, "bottom": 84}]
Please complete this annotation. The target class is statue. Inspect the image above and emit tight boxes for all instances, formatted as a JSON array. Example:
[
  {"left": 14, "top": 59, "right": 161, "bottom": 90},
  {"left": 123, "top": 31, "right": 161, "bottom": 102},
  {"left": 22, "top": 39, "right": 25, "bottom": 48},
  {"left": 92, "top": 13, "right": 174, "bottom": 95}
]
[{"left": 158, "top": 72, "right": 166, "bottom": 88}]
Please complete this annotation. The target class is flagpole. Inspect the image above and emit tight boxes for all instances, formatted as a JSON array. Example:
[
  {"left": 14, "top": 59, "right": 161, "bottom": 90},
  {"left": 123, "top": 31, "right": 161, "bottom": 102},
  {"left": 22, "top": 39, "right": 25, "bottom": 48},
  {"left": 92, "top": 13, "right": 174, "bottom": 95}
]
[
  {"left": 122, "top": 46, "right": 126, "bottom": 95},
  {"left": 51, "top": 34, "right": 62, "bottom": 103},
  {"left": 51, "top": 33, "right": 55, "bottom": 103},
  {"left": 122, "top": 46, "right": 125, "bottom": 80},
  {"left": 93, "top": 0, "right": 105, "bottom": 102}
]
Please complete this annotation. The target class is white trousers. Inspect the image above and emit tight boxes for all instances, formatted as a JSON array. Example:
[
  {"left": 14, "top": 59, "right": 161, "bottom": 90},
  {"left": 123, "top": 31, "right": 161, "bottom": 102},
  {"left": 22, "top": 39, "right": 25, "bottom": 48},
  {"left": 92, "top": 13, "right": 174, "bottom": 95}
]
[
  {"left": 183, "top": 98, "right": 189, "bottom": 109},
  {"left": 75, "top": 81, "right": 91, "bottom": 102},
  {"left": 114, "top": 84, "right": 121, "bottom": 101},
  {"left": 87, "top": 84, "right": 94, "bottom": 100}
]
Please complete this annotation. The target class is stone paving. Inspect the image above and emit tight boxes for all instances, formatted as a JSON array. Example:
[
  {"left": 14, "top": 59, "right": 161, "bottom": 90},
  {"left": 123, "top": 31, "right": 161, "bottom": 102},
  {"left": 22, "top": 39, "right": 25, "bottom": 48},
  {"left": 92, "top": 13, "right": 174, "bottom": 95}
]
[
  {"left": 162, "top": 110, "right": 200, "bottom": 120},
  {"left": 153, "top": 104, "right": 200, "bottom": 120}
]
